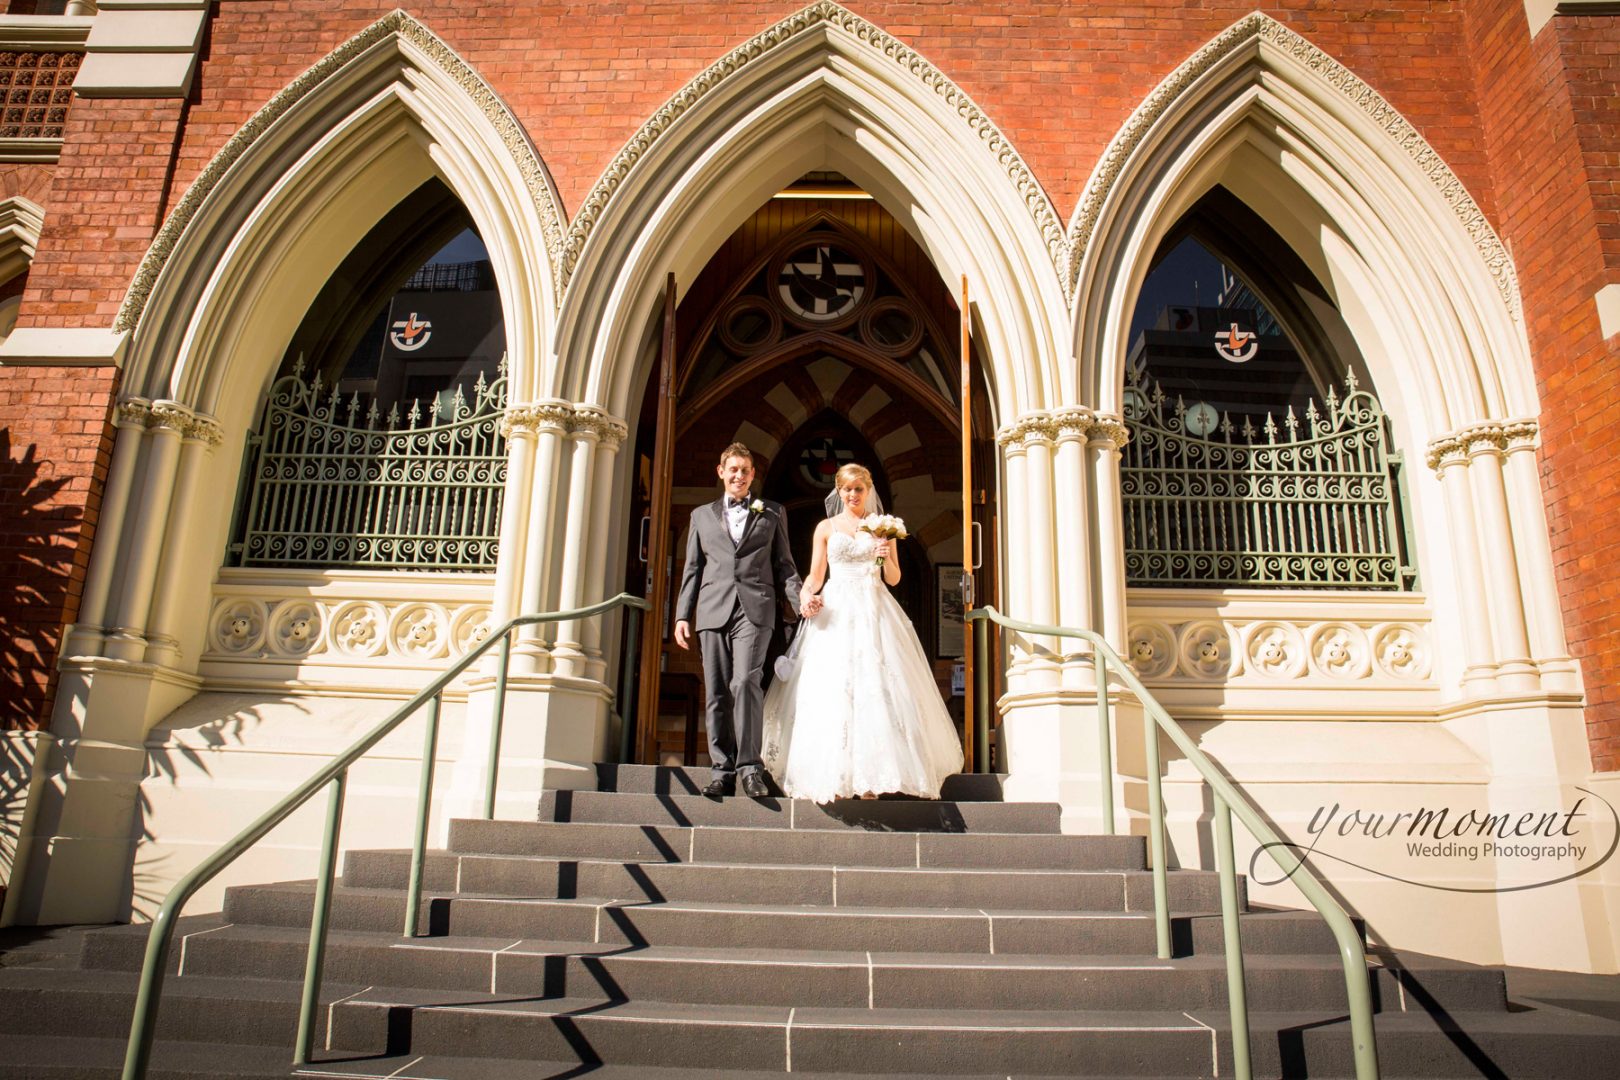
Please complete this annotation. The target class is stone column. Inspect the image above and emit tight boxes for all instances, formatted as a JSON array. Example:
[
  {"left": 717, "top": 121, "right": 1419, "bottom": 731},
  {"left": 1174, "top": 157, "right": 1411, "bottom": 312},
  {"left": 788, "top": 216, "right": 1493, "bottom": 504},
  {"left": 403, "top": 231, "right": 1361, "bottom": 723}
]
[
  {"left": 997, "top": 421, "right": 1031, "bottom": 683},
  {"left": 1020, "top": 414, "right": 1060, "bottom": 688},
  {"left": 1088, "top": 416, "right": 1130, "bottom": 652},
  {"left": 489, "top": 413, "right": 538, "bottom": 632},
  {"left": 550, "top": 414, "right": 604, "bottom": 678},
  {"left": 1053, "top": 408, "right": 1096, "bottom": 689},
  {"left": 1463, "top": 424, "right": 1539, "bottom": 694},
  {"left": 579, "top": 413, "right": 628, "bottom": 682},
  {"left": 65, "top": 400, "right": 149, "bottom": 657},
  {"left": 1501, "top": 420, "right": 1579, "bottom": 693},
  {"left": 142, "top": 411, "right": 224, "bottom": 668},
  {"left": 101, "top": 403, "right": 187, "bottom": 662},
  {"left": 510, "top": 401, "right": 572, "bottom": 673},
  {"left": 1427, "top": 434, "right": 1500, "bottom": 695}
]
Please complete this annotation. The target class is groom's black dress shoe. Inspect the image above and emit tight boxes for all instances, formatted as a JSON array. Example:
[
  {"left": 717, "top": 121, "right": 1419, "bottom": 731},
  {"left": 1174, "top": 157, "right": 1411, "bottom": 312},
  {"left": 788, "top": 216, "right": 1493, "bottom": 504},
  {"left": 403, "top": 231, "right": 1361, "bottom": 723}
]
[
  {"left": 702, "top": 778, "right": 732, "bottom": 798},
  {"left": 741, "top": 773, "right": 769, "bottom": 798}
]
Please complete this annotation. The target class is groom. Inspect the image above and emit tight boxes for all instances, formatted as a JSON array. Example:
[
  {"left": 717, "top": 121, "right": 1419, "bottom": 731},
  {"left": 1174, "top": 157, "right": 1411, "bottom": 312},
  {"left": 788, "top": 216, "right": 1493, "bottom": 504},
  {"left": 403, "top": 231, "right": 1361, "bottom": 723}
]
[{"left": 673, "top": 442, "right": 805, "bottom": 798}]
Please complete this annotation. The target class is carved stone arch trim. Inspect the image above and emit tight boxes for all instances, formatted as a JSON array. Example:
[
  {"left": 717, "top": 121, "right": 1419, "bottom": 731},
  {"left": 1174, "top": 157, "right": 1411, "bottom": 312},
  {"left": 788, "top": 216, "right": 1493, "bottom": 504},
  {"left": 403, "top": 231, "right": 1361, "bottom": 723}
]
[
  {"left": 559, "top": 0, "right": 1064, "bottom": 294},
  {"left": 1065, "top": 11, "right": 1520, "bottom": 319},
  {"left": 114, "top": 8, "right": 566, "bottom": 335},
  {"left": 0, "top": 195, "right": 43, "bottom": 286}
]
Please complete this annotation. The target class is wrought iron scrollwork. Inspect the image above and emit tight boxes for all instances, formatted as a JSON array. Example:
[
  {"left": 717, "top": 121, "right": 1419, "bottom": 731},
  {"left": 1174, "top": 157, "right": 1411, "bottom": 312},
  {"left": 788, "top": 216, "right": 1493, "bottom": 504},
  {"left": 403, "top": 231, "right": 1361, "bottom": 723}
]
[
  {"left": 1122, "top": 370, "right": 1416, "bottom": 590},
  {"left": 231, "top": 360, "right": 507, "bottom": 571}
]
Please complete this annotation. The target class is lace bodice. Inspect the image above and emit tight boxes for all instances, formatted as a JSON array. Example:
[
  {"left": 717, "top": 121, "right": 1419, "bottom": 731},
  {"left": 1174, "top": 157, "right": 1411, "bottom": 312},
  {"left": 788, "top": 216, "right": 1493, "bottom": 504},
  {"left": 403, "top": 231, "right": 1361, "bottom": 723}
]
[{"left": 827, "top": 530, "right": 878, "bottom": 580}]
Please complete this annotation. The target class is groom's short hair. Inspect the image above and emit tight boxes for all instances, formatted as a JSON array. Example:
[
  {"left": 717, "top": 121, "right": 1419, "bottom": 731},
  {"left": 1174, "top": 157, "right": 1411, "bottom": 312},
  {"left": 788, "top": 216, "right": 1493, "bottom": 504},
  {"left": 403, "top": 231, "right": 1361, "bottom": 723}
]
[{"left": 718, "top": 442, "right": 754, "bottom": 466}]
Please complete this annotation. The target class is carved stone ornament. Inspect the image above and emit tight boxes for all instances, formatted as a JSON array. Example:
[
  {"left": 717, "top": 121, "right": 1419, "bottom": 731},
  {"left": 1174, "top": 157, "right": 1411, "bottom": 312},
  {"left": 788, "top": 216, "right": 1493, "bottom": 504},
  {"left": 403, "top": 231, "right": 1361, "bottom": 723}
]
[
  {"left": 1371, "top": 622, "right": 1431, "bottom": 680},
  {"left": 1125, "top": 621, "right": 1178, "bottom": 679},
  {"left": 1177, "top": 620, "right": 1239, "bottom": 680},
  {"left": 569, "top": 407, "right": 631, "bottom": 448},
  {"left": 390, "top": 603, "right": 449, "bottom": 660},
  {"left": 1308, "top": 622, "right": 1371, "bottom": 680},
  {"left": 450, "top": 605, "right": 495, "bottom": 655},
  {"left": 211, "top": 599, "right": 267, "bottom": 655},
  {"left": 1245, "top": 621, "right": 1306, "bottom": 679},
  {"left": 115, "top": 9, "right": 565, "bottom": 333},
  {"left": 1425, "top": 418, "right": 1539, "bottom": 471},
  {"left": 502, "top": 401, "right": 575, "bottom": 437},
  {"left": 1065, "top": 12, "right": 1521, "bottom": 318},
  {"left": 329, "top": 601, "right": 388, "bottom": 658},
  {"left": 267, "top": 600, "right": 323, "bottom": 658}
]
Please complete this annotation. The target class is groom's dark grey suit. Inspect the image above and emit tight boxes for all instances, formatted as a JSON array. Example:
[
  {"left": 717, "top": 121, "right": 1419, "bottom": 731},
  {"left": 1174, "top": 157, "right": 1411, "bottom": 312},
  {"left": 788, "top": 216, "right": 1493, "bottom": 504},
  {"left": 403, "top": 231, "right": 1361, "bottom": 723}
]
[{"left": 675, "top": 495, "right": 802, "bottom": 784}]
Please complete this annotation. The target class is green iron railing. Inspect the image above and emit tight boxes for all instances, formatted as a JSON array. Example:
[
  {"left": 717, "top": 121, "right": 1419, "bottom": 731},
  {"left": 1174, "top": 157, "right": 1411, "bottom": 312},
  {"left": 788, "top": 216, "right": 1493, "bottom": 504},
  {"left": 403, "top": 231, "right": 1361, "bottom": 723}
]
[
  {"left": 120, "top": 593, "right": 648, "bottom": 1080},
  {"left": 965, "top": 606, "right": 1379, "bottom": 1080},
  {"left": 230, "top": 358, "right": 508, "bottom": 571},
  {"left": 1122, "top": 369, "right": 1416, "bottom": 591}
]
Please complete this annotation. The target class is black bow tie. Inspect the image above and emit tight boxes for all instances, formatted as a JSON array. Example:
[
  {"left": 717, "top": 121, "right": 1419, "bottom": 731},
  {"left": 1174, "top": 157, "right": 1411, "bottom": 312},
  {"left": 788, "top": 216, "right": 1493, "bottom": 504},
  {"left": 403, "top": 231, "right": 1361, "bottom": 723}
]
[{"left": 727, "top": 497, "right": 749, "bottom": 510}]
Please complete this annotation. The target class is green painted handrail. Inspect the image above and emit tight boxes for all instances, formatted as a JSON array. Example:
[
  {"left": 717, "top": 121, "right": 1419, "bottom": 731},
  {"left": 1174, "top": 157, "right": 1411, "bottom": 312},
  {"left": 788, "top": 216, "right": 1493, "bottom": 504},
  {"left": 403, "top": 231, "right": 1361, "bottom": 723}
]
[
  {"left": 966, "top": 605, "right": 1378, "bottom": 1080},
  {"left": 121, "top": 593, "right": 648, "bottom": 1080}
]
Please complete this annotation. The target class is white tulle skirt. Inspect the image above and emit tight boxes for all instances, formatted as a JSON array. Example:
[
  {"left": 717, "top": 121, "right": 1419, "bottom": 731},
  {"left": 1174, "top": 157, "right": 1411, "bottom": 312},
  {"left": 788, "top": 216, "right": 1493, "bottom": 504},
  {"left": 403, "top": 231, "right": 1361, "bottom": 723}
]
[{"left": 762, "top": 563, "right": 963, "bottom": 802}]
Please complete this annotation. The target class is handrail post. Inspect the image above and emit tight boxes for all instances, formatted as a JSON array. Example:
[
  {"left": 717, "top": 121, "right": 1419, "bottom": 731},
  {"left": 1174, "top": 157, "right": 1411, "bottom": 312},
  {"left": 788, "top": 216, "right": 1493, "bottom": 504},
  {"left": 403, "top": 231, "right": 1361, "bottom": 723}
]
[
  {"left": 294, "top": 772, "right": 347, "bottom": 1066},
  {"left": 1094, "top": 650, "right": 1114, "bottom": 835},
  {"left": 1214, "top": 795, "right": 1251, "bottom": 1080},
  {"left": 482, "top": 631, "right": 512, "bottom": 819},
  {"left": 120, "top": 905, "right": 181, "bottom": 1080},
  {"left": 973, "top": 616, "right": 989, "bottom": 773},
  {"left": 618, "top": 605, "right": 642, "bottom": 763},
  {"left": 404, "top": 693, "right": 443, "bottom": 938},
  {"left": 1143, "top": 705, "right": 1172, "bottom": 959}
]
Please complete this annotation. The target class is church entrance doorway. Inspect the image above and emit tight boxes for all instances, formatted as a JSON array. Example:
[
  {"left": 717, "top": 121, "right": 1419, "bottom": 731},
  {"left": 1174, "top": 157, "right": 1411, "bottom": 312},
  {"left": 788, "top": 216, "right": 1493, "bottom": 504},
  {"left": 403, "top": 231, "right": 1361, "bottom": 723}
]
[{"left": 624, "top": 178, "right": 999, "bottom": 769}]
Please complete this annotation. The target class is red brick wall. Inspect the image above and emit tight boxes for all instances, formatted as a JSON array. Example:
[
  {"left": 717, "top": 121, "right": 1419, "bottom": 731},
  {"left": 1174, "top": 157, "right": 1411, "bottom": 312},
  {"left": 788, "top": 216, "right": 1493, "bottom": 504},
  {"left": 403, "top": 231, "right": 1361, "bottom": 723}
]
[
  {"left": 1464, "top": 1, "right": 1620, "bottom": 772},
  {"left": 0, "top": 365, "right": 119, "bottom": 729},
  {"left": 20, "top": 2, "right": 1496, "bottom": 322}
]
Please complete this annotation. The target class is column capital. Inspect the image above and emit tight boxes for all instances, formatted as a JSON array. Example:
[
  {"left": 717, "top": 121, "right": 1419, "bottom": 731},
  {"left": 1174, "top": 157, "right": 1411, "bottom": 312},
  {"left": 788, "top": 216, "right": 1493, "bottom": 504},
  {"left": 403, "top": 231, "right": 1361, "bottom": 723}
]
[
  {"left": 503, "top": 400, "right": 573, "bottom": 437},
  {"left": 996, "top": 411, "right": 1058, "bottom": 448},
  {"left": 1052, "top": 406, "right": 1095, "bottom": 442},
  {"left": 126, "top": 398, "right": 223, "bottom": 445},
  {"left": 1086, "top": 415, "right": 1130, "bottom": 449},
  {"left": 1426, "top": 418, "right": 1530, "bottom": 470},
  {"left": 570, "top": 405, "right": 630, "bottom": 449}
]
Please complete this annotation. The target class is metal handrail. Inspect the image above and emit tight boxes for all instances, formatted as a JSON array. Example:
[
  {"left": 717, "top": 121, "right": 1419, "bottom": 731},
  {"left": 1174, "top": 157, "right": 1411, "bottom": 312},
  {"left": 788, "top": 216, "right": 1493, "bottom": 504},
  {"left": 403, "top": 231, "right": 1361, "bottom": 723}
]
[
  {"left": 965, "top": 605, "right": 1378, "bottom": 1080},
  {"left": 121, "top": 593, "right": 648, "bottom": 1080}
]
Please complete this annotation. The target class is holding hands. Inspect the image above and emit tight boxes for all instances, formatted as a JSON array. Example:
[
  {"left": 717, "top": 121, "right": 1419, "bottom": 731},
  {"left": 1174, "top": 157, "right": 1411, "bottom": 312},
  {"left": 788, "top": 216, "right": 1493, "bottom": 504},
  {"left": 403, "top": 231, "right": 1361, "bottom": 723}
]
[{"left": 800, "top": 592, "right": 823, "bottom": 619}]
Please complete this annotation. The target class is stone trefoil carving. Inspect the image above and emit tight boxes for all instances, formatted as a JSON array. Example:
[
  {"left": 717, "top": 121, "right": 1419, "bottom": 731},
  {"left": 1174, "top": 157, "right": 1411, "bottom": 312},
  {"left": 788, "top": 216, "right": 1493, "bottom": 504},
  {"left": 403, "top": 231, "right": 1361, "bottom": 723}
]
[
  {"left": 1126, "top": 617, "right": 1431, "bottom": 684},
  {"left": 207, "top": 595, "right": 495, "bottom": 665}
]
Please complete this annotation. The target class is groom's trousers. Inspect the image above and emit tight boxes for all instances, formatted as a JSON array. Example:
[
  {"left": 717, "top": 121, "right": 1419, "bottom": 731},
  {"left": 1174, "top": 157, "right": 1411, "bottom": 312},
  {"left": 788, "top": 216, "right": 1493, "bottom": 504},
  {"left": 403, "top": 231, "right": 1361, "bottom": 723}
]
[{"left": 698, "top": 601, "right": 772, "bottom": 782}]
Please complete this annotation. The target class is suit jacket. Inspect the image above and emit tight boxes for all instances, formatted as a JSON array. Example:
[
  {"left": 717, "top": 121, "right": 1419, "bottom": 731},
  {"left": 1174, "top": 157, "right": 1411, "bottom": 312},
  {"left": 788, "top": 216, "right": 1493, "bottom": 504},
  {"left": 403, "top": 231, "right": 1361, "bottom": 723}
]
[{"left": 675, "top": 496, "right": 803, "bottom": 632}]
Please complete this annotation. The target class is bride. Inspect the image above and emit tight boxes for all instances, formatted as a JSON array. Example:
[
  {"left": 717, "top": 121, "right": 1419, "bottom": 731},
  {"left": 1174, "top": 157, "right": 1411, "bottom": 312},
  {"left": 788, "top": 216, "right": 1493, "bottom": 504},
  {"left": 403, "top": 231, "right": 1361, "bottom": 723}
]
[{"left": 762, "top": 464, "right": 964, "bottom": 802}]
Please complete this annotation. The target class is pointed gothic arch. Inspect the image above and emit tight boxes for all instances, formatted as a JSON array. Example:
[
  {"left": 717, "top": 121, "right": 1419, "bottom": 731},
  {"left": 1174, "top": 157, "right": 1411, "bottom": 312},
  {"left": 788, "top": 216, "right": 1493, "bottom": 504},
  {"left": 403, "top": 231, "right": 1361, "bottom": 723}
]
[
  {"left": 551, "top": 0, "right": 1066, "bottom": 426},
  {"left": 117, "top": 9, "right": 565, "bottom": 420},
  {"left": 1069, "top": 12, "right": 1530, "bottom": 436}
]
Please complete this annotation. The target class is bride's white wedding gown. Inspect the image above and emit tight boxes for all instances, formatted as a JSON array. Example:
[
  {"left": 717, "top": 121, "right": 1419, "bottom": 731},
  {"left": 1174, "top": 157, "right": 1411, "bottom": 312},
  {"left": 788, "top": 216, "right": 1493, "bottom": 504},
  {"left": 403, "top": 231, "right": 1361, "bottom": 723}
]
[{"left": 763, "top": 530, "right": 964, "bottom": 801}]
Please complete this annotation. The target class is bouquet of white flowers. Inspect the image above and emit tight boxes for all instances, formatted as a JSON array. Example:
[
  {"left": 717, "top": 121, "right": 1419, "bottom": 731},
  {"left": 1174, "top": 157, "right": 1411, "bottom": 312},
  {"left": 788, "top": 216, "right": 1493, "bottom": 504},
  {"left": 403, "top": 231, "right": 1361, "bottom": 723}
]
[{"left": 859, "top": 513, "right": 908, "bottom": 569}]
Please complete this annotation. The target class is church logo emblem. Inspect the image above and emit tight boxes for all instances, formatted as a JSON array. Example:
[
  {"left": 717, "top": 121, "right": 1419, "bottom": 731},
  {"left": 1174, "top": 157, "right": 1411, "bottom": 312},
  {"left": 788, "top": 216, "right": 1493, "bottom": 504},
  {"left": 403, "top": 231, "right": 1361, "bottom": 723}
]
[
  {"left": 390, "top": 313, "right": 433, "bottom": 351},
  {"left": 1214, "top": 323, "right": 1258, "bottom": 363},
  {"left": 778, "top": 245, "right": 865, "bottom": 323}
]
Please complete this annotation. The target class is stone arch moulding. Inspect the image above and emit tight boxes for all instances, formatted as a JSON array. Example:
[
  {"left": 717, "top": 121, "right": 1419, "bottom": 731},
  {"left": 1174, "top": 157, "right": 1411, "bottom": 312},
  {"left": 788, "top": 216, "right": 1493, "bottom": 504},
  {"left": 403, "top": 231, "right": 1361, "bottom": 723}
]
[
  {"left": 116, "top": 8, "right": 566, "bottom": 416},
  {"left": 1068, "top": 11, "right": 1531, "bottom": 433},
  {"left": 0, "top": 195, "right": 43, "bottom": 286},
  {"left": 552, "top": 0, "right": 1068, "bottom": 426}
]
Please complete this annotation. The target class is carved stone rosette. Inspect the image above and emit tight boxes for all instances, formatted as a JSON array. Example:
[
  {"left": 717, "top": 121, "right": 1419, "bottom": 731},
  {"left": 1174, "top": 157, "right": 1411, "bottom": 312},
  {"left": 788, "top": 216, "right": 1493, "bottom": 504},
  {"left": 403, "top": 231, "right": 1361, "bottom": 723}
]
[
  {"left": 1122, "top": 615, "right": 1431, "bottom": 686},
  {"left": 206, "top": 595, "right": 500, "bottom": 666}
]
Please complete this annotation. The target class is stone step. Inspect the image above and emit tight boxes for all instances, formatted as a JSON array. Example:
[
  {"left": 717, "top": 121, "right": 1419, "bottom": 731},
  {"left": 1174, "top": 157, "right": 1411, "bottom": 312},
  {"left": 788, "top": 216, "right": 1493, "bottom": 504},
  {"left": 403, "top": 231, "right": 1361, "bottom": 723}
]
[
  {"left": 340, "top": 848, "right": 1232, "bottom": 911},
  {"left": 0, "top": 965, "right": 348, "bottom": 1047},
  {"left": 0, "top": 1036, "right": 298, "bottom": 1080},
  {"left": 326, "top": 989, "right": 1221, "bottom": 1075},
  {"left": 538, "top": 789, "right": 1056, "bottom": 833},
  {"left": 89, "top": 923, "right": 1506, "bottom": 1016},
  {"left": 449, "top": 818, "right": 1146, "bottom": 870},
  {"left": 594, "top": 764, "right": 1008, "bottom": 802},
  {"left": 214, "top": 883, "right": 1342, "bottom": 957}
]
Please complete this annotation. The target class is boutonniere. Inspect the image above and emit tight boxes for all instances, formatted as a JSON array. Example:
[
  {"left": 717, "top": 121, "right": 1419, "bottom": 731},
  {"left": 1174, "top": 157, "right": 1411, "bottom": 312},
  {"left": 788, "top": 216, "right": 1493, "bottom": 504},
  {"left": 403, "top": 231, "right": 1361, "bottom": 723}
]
[{"left": 749, "top": 498, "right": 765, "bottom": 513}]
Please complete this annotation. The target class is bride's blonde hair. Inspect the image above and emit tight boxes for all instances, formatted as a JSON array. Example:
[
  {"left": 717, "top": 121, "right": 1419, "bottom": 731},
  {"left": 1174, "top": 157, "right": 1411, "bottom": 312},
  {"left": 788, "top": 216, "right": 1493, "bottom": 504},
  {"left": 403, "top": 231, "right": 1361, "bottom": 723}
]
[{"left": 834, "top": 463, "right": 874, "bottom": 491}]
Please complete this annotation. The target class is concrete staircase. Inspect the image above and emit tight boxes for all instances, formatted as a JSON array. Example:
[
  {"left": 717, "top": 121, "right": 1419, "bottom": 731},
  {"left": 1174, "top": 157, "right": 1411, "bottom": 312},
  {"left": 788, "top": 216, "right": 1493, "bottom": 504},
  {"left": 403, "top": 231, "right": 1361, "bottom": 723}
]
[{"left": 2, "top": 763, "right": 1618, "bottom": 1078}]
